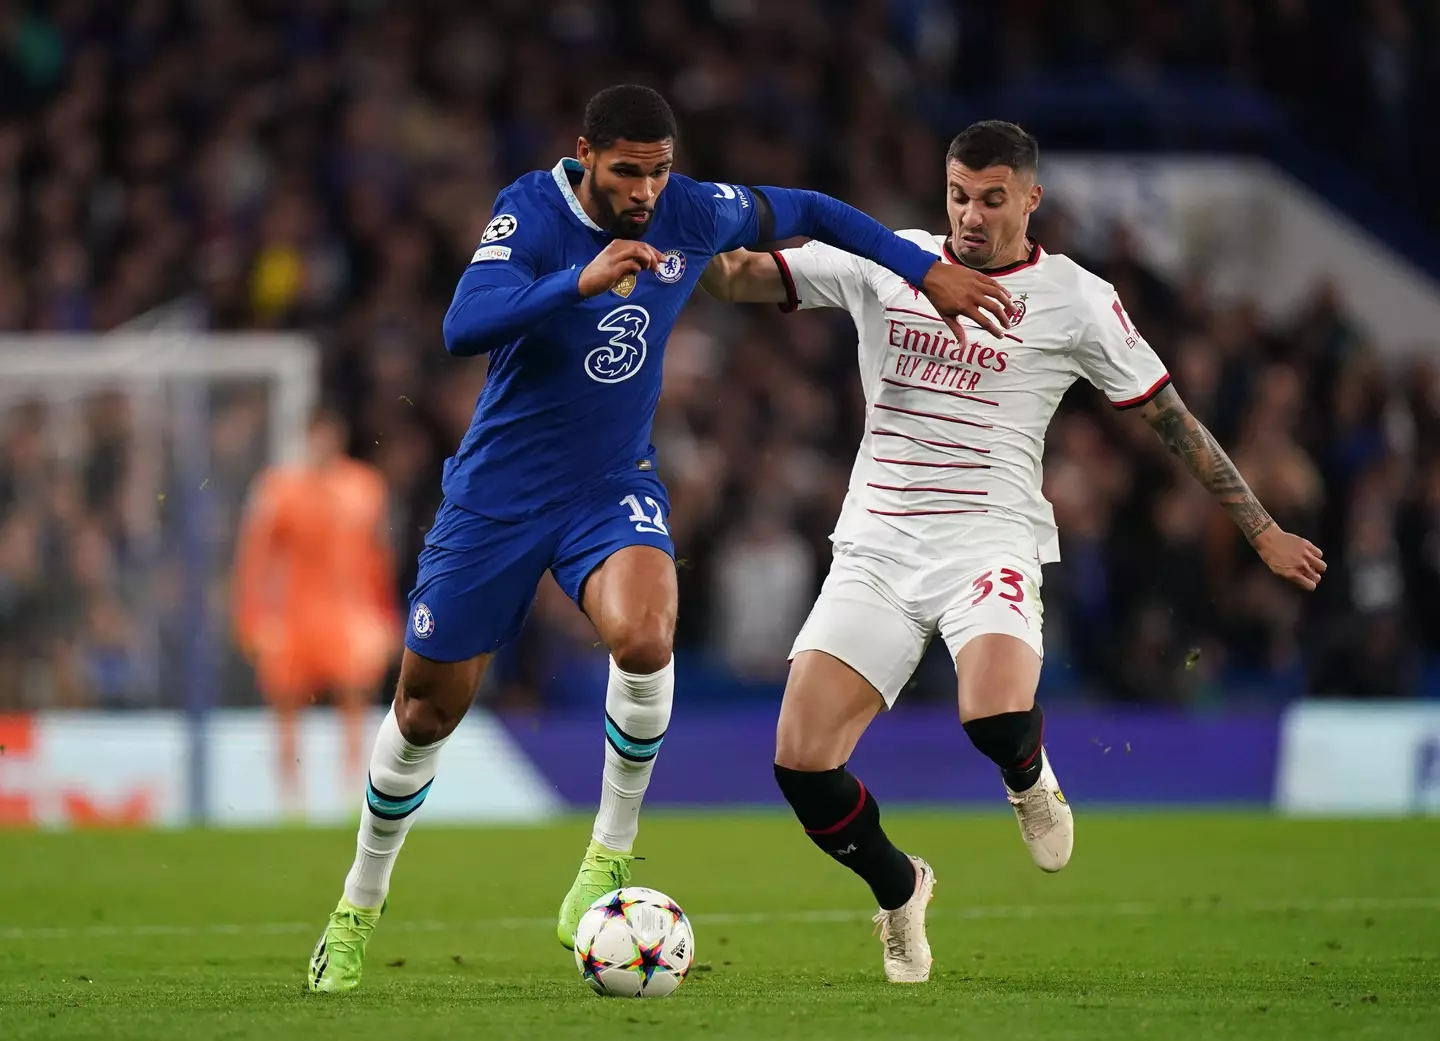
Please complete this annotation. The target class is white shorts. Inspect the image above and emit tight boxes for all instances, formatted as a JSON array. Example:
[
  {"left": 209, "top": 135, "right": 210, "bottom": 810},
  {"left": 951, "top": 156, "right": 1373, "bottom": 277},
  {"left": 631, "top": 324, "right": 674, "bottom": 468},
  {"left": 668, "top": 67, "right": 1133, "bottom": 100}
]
[{"left": 788, "top": 548, "right": 1045, "bottom": 707}]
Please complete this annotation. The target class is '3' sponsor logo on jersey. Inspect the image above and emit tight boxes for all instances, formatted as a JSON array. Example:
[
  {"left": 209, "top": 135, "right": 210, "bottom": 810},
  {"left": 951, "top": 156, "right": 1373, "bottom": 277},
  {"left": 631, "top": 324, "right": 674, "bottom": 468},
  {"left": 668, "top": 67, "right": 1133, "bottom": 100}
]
[{"left": 588, "top": 305, "right": 650, "bottom": 383}]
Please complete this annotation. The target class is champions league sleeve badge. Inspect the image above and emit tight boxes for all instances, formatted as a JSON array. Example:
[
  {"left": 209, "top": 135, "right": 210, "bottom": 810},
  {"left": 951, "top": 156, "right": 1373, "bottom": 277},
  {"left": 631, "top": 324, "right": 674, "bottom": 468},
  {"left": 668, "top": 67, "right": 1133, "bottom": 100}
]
[{"left": 481, "top": 213, "right": 518, "bottom": 242}]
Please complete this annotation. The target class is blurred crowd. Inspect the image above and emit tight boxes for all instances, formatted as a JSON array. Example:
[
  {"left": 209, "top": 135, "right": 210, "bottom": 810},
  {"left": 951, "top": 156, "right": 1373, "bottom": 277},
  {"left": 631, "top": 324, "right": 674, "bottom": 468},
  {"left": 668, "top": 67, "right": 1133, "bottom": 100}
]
[{"left": 1, "top": 0, "right": 1438, "bottom": 710}]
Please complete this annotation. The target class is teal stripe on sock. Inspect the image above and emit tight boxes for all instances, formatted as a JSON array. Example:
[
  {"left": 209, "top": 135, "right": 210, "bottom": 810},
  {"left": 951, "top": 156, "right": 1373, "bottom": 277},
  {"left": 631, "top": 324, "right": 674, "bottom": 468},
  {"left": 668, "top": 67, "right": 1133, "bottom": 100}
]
[
  {"left": 366, "top": 777, "right": 432, "bottom": 820},
  {"left": 604, "top": 717, "right": 664, "bottom": 762}
]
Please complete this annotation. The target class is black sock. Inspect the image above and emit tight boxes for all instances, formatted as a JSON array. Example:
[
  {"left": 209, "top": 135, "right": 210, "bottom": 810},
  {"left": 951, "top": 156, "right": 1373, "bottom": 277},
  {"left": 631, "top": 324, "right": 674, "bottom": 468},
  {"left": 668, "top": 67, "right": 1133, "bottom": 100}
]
[
  {"left": 963, "top": 704, "right": 1044, "bottom": 792},
  {"left": 774, "top": 764, "right": 916, "bottom": 910}
]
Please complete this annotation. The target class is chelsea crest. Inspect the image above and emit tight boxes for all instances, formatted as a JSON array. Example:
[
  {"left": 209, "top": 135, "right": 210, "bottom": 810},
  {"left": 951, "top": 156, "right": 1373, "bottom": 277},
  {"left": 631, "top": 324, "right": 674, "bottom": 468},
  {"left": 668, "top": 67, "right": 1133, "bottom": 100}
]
[{"left": 656, "top": 251, "right": 686, "bottom": 284}]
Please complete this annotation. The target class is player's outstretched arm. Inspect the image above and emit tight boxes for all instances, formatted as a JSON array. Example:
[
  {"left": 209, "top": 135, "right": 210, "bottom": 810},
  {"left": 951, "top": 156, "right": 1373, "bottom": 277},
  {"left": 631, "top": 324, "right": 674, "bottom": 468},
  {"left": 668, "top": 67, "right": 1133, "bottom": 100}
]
[
  {"left": 742, "top": 187, "right": 1013, "bottom": 337},
  {"left": 698, "top": 250, "right": 788, "bottom": 303},
  {"left": 1137, "top": 385, "right": 1326, "bottom": 590}
]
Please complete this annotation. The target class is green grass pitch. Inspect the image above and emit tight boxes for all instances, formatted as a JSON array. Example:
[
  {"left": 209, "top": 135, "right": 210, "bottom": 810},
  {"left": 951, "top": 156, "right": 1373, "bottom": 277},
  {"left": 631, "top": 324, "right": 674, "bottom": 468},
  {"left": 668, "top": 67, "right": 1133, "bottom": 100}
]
[{"left": 2, "top": 811, "right": 1438, "bottom": 1040}]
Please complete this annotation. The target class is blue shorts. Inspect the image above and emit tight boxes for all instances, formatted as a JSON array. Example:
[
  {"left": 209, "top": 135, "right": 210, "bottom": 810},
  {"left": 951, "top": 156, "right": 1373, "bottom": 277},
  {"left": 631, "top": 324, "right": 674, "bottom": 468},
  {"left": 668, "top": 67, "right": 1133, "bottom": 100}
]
[{"left": 405, "top": 472, "right": 673, "bottom": 662}]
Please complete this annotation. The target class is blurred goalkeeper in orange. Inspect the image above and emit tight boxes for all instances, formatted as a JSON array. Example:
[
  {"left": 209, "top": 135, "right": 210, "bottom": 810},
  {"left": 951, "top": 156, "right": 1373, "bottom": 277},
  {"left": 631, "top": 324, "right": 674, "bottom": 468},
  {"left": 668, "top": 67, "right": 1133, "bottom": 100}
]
[{"left": 234, "top": 407, "right": 400, "bottom": 816}]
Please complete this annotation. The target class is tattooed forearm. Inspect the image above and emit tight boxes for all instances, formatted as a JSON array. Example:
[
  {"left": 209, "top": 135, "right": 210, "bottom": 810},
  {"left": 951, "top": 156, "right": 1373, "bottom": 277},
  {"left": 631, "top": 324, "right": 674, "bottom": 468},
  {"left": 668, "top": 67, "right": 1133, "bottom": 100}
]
[{"left": 1139, "top": 386, "right": 1275, "bottom": 542}]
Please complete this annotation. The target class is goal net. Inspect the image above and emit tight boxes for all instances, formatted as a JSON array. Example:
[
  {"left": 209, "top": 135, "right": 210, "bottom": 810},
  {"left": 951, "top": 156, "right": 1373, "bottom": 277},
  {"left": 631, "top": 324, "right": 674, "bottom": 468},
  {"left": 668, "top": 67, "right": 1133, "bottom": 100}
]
[{"left": 0, "top": 334, "right": 318, "bottom": 713}]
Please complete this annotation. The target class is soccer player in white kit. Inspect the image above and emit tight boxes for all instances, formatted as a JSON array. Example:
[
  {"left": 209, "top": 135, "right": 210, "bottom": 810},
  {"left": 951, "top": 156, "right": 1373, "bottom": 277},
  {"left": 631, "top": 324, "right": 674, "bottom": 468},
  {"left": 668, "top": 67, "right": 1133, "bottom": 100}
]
[{"left": 701, "top": 121, "right": 1327, "bottom": 983}]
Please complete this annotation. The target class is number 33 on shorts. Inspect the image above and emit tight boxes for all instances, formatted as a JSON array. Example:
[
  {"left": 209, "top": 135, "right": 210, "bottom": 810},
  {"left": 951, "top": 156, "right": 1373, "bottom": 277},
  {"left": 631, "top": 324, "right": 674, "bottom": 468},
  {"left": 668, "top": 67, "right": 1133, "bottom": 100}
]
[
  {"left": 968, "top": 564, "right": 1043, "bottom": 629},
  {"left": 620, "top": 493, "right": 669, "bottom": 535},
  {"left": 972, "top": 567, "right": 1025, "bottom": 604}
]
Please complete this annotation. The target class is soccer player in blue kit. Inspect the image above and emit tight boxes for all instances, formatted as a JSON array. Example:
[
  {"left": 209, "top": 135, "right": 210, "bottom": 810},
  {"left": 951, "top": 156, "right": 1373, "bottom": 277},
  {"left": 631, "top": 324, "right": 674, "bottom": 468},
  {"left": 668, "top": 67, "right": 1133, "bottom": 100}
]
[{"left": 308, "top": 85, "right": 1014, "bottom": 992}]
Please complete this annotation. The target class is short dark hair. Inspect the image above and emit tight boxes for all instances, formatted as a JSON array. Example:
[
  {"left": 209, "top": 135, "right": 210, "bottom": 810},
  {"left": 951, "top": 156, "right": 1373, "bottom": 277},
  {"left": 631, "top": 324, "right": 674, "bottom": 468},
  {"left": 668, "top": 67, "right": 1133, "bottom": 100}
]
[
  {"left": 946, "top": 121, "right": 1038, "bottom": 174},
  {"left": 582, "top": 84, "right": 678, "bottom": 150}
]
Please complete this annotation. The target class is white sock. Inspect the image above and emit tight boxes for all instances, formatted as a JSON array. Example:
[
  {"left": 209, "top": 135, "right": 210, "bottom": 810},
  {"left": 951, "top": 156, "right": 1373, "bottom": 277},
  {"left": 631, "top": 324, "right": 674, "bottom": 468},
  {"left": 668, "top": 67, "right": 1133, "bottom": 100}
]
[
  {"left": 342, "top": 705, "right": 449, "bottom": 909},
  {"left": 592, "top": 655, "right": 674, "bottom": 852}
]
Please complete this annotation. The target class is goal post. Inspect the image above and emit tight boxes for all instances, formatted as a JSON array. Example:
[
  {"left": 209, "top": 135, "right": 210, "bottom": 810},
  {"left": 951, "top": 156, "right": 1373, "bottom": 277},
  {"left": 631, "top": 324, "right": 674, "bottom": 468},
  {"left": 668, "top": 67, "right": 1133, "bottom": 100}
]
[
  {"left": 0, "top": 334, "right": 319, "bottom": 818},
  {"left": 0, "top": 335, "right": 318, "bottom": 465}
]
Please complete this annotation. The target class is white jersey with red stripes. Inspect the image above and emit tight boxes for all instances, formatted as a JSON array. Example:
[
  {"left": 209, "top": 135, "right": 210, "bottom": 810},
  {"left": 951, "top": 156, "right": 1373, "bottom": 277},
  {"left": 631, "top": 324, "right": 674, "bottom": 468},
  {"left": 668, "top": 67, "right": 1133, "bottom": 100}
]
[{"left": 773, "top": 231, "right": 1170, "bottom": 565}]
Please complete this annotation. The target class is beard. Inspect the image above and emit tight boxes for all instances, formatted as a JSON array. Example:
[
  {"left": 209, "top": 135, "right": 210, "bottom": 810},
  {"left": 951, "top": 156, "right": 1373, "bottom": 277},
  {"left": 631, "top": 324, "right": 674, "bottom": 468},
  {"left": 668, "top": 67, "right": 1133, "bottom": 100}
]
[
  {"left": 594, "top": 191, "right": 653, "bottom": 239},
  {"left": 608, "top": 209, "right": 652, "bottom": 239}
]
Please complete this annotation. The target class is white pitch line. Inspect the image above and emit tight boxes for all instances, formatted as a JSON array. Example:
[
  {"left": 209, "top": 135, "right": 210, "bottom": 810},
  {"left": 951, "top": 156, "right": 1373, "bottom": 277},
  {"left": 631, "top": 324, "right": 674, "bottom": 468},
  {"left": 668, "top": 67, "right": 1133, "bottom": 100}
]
[{"left": 3, "top": 896, "right": 1439, "bottom": 943}]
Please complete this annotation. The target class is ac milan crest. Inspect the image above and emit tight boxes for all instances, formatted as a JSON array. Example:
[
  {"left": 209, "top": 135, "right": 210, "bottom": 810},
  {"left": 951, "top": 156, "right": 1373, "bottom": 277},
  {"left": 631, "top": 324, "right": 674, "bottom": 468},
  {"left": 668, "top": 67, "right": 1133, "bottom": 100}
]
[{"left": 1007, "top": 292, "right": 1029, "bottom": 327}]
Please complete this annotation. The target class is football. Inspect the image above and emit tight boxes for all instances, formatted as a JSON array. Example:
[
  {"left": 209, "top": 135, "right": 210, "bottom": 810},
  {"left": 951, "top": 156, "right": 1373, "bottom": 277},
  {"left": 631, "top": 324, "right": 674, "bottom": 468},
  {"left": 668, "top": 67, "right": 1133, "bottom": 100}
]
[{"left": 573, "top": 886, "right": 695, "bottom": 998}]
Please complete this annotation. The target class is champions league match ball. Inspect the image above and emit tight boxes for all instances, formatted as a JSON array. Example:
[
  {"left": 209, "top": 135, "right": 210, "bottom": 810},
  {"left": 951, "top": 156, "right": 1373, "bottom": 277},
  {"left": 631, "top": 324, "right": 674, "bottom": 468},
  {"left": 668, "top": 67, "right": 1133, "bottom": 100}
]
[{"left": 574, "top": 887, "right": 695, "bottom": 998}]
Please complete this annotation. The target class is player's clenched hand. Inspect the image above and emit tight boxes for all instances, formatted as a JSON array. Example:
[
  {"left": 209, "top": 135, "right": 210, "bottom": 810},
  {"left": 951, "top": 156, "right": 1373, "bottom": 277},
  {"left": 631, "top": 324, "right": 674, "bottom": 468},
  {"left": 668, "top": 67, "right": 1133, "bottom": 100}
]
[
  {"left": 1253, "top": 527, "right": 1327, "bottom": 591},
  {"left": 578, "top": 240, "right": 665, "bottom": 297},
  {"left": 919, "top": 261, "right": 1014, "bottom": 341}
]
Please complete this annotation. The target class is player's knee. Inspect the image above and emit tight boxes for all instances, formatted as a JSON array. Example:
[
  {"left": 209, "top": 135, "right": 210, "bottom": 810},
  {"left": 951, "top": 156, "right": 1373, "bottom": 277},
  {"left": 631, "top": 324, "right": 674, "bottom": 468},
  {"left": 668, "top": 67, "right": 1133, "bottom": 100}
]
[
  {"left": 963, "top": 703, "right": 1044, "bottom": 769},
  {"left": 393, "top": 695, "right": 451, "bottom": 746},
  {"left": 958, "top": 681, "right": 1035, "bottom": 722},
  {"left": 393, "top": 677, "right": 466, "bottom": 746},
  {"left": 608, "top": 619, "right": 674, "bottom": 675},
  {"left": 774, "top": 726, "right": 846, "bottom": 773}
]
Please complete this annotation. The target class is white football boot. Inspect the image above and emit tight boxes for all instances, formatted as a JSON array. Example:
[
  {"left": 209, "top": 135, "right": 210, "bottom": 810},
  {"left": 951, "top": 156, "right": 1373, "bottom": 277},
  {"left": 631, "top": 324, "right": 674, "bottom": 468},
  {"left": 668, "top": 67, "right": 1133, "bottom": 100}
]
[
  {"left": 1006, "top": 748, "right": 1073, "bottom": 872},
  {"left": 872, "top": 857, "right": 936, "bottom": 983}
]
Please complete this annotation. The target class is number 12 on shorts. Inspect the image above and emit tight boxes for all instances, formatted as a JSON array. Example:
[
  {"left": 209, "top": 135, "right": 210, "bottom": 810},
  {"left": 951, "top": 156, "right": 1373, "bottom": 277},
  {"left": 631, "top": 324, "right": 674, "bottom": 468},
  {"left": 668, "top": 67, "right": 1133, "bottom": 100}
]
[{"left": 621, "top": 494, "right": 669, "bottom": 535}]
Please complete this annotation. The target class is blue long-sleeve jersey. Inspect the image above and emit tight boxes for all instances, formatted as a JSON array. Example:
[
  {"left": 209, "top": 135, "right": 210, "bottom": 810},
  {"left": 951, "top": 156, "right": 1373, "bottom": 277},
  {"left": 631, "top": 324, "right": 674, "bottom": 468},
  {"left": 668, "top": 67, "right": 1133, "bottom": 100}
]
[{"left": 439, "top": 158, "right": 940, "bottom": 520}]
